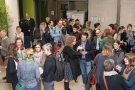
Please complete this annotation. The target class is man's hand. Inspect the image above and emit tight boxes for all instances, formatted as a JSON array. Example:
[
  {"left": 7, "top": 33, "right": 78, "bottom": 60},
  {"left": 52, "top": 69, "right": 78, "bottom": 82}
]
[
  {"left": 0, "top": 46, "right": 3, "bottom": 49},
  {"left": 81, "top": 51, "right": 87, "bottom": 55}
]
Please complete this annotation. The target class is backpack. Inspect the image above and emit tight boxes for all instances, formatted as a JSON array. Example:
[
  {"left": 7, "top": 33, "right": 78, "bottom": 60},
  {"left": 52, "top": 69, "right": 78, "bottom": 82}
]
[
  {"left": 55, "top": 46, "right": 65, "bottom": 63},
  {"left": 53, "top": 47, "right": 64, "bottom": 82}
]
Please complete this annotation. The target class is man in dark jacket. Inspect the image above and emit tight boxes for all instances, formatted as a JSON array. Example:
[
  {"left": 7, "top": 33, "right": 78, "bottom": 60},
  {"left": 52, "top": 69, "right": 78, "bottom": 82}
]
[
  {"left": 34, "top": 22, "right": 50, "bottom": 44},
  {"left": 75, "top": 32, "right": 95, "bottom": 88},
  {"left": 66, "top": 19, "right": 74, "bottom": 34},
  {"left": 25, "top": 13, "right": 35, "bottom": 42}
]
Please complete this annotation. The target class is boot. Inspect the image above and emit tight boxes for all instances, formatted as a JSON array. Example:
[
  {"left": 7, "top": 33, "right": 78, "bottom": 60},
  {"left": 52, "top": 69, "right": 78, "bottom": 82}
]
[
  {"left": 64, "top": 82, "right": 68, "bottom": 90},
  {"left": 67, "top": 82, "right": 71, "bottom": 90}
]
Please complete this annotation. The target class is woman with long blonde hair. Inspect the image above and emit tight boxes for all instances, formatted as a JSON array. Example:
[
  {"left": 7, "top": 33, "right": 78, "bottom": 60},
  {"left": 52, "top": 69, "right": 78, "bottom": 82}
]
[{"left": 94, "top": 42, "right": 116, "bottom": 90}]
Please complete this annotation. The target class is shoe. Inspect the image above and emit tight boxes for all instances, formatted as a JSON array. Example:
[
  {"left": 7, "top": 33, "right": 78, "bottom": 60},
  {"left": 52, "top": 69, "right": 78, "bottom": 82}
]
[
  {"left": 2, "top": 77, "right": 6, "bottom": 80},
  {"left": 67, "top": 82, "right": 71, "bottom": 90},
  {"left": 64, "top": 82, "right": 68, "bottom": 90},
  {"left": 64, "top": 82, "right": 71, "bottom": 90},
  {"left": 80, "top": 84, "right": 85, "bottom": 88}
]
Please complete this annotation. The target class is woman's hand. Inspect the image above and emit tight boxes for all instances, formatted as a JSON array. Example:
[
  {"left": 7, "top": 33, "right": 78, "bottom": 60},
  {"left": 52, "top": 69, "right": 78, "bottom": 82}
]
[
  {"left": 116, "top": 65, "right": 122, "bottom": 72},
  {"left": 77, "top": 45, "right": 83, "bottom": 51}
]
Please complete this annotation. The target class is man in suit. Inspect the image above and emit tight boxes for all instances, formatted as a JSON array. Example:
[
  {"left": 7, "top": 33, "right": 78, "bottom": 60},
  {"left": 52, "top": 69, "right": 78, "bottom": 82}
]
[
  {"left": 93, "top": 30, "right": 103, "bottom": 56},
  {"left": 34, "top": 22, "right": 50, "bottom": 44},
  {"left": 75, "top": 32, "right": 95, "bottom": 88},
  {"left": 25, "top": 13, "right": 35, "bottom": 43}
]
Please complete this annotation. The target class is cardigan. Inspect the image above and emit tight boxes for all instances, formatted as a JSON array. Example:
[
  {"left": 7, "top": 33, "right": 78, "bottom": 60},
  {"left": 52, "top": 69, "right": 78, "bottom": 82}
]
[{"left": 17, "top": 60, "right": 40, "bottom": 88}]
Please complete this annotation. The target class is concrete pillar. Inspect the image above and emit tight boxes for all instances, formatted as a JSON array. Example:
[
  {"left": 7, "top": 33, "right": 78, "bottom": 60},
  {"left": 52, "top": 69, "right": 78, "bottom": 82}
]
[
  {"left": 5, "top": 0, "right": 20, "bottom": 42},
  {"left": 88, "top": 0, "right": 117, "bottom": 31}
]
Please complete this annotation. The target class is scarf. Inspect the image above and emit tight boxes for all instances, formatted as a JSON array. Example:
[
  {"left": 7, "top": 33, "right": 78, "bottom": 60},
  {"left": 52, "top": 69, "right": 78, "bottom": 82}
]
[
  {"left": 125, "top": 66, "right": 134, "bottom": 74},
  {"left": 104, "top": 71, "right": 118, "bottom": 76},
  {"left": 34, "top": 51, "right": 43, "bottom": 64}
]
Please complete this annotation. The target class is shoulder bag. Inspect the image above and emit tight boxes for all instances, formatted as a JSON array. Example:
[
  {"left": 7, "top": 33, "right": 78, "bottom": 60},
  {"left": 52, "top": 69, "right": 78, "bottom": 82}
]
[
  {"left": 103, "top": 75, "right": 108, "bottom": 90},
  {"left": 90, "top": 54, "right": 100, "bottom": 85}
]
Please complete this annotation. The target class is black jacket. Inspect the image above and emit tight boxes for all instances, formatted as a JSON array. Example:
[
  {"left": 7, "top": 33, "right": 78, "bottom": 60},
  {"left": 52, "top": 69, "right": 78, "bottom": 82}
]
[
  {"left": 20, "top": 22, "right": 30, "bottom": 36},
  {"left": 25, "top": 18, "right": 35, "bottom": 32},
  {"left": 34, "top": 28, "right": 50, "bottom": 44},
  {"left": 98, "top": 74, "right": 127, "bottom": 90},
  {"left": 42, "top": 54, "right": 56, "bottom": 82},
  {"left": 63, "top": 46, "right": 82, "bottom": 82},
  {"left": 66, "top": 25, "right": 73, "bottom": 34},
  {"left": 6, "top": 57, "right": 18, "bottom": 83},
  {"left": 75, "top": 40, "right": 95, "bottom": 62}
]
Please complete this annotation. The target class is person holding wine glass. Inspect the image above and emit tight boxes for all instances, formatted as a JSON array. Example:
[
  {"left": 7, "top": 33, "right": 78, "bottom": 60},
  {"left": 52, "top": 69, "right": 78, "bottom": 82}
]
[{"left": 75, "top": 32, "right": 95, "bottom": 88}]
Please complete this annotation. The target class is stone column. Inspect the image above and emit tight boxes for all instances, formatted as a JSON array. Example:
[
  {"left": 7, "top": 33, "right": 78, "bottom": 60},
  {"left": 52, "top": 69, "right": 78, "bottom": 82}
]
[{"left": 5, "top": 0, "right": 20, "bottom": 42}]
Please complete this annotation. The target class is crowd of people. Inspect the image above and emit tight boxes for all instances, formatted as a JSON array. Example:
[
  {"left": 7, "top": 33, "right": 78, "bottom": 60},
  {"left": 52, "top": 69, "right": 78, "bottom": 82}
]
[{"left": 0, "top": 12, "right": 135, "bottom": 90}]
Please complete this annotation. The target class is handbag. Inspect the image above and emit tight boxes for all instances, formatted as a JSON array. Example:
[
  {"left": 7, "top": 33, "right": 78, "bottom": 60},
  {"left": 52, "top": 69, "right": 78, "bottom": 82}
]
[
  {"left": 15, "top": 61, "right": 35, "bottom": 90},
  {"left": 103, "top": 75, "right": 108, "bottom": 90},
  {"left": 90, "top": 54, "right": 100, "bottom": 85}
]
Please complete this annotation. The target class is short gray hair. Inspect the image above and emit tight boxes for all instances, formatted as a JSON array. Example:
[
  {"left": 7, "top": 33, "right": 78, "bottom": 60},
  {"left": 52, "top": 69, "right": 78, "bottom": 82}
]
[
  {"left": 43, "top": 43, "right": 52, "bottom": 52},
  {"left": 103, "top": 59, "right": 114, "bottom": 72}
]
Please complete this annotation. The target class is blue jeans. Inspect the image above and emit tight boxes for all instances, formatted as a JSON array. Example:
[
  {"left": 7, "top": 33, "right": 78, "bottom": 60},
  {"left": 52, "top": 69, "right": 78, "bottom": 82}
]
[
  {"left": 25, "top": 85, "right": 38, "bottom": 90},
  {"left": 80, "top": 60, "right": 91, "bottom": 84},
  {"left": 24, "top": 36, "right": 30, "bottom": 49}
]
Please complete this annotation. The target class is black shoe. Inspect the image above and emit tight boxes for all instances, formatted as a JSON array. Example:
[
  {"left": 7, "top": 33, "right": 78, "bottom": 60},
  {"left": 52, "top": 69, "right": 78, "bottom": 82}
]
[
  {"left": 67, "top": 82, "right": 71, "bottom": 90},
  {"left": 64, "top": 82, "right": 68, "bottom": 90},
  {"left": 2, "top": 77, "right": 6, "bottom": 80}
]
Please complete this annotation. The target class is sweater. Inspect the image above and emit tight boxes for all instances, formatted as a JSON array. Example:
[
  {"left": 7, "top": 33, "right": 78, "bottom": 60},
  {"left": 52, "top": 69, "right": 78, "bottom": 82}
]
[
  {"left": 34, "top": 51, "right": 46, "bottom": 69},
  {"left": 17, "top": 60, "right": 40, "bottom": 88},
  {"left": 13, "top": 32, "right": 24, "bottom": 41},
  {"left": 99, "top": 38, "right": 114, "bottom": 50},
  {"left": 1, "top": 37, "right": 11, "bottom": 56}
]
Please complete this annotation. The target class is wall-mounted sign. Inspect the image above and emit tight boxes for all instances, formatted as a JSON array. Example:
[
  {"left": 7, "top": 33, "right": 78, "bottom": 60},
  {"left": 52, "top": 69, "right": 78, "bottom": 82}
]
[{"left": 51, "top": 11, "right": 54, "bottom": 15}]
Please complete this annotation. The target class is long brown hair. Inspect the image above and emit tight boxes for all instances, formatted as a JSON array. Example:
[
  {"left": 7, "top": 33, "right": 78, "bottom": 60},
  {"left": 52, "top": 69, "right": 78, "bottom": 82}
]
[
  {"left": 104, "top": 28, "right": 114, "bottom": 42},
  {"left": 125, "top": 53, "right": 135, "bottom": 67},
  {"left": 6, "top": 43, "right": 18, "bottom": 62},
  {"left": 65, "top": 36, "right": 76, "bottom": 47},
  {"left": 15, "top": 37, "right": 24, "bottom": 50},
  {"left": 101, "top": 42, "right": 113, "bottom": 57}
]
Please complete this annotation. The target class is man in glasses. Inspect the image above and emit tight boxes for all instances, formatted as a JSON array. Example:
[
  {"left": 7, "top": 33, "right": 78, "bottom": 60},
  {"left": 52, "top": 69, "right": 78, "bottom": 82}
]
[{"left": 93, "top": 30, "right": 103, "bottom": 56}]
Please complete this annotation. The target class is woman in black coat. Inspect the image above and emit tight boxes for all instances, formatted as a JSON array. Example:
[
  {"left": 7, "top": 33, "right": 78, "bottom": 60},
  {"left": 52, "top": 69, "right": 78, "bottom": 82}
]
[
  {"left": 63, "top": 36, "right": 82, "bottom": 90},
  {"left": 6, "top": 43, "right": 18, "bottom": 90}
]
